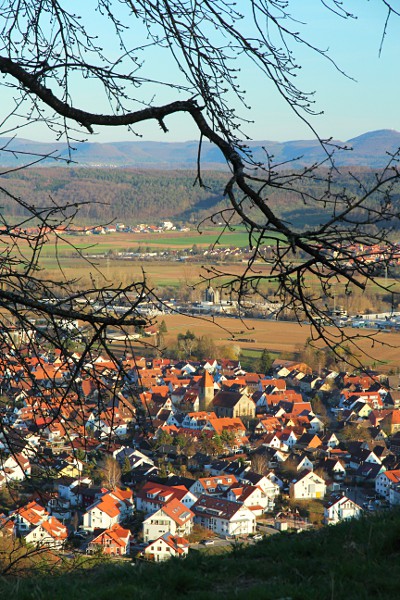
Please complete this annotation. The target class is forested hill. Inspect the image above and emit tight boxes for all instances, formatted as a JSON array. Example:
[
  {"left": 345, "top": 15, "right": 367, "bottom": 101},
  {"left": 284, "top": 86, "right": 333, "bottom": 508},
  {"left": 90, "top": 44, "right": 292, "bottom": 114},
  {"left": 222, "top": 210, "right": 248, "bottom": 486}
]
[
  {"left": 1, "top": 166, "right": 399, "bottom": 228},
  {"left": 0, "top": 129, "right": 400, "bottom": 169}
]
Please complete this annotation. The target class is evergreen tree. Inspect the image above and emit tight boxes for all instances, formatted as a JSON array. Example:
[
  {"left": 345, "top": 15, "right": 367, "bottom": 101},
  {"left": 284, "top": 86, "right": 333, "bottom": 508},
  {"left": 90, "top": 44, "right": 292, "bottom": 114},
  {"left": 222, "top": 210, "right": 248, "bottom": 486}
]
[{"left": 258, "top": 349, "right": 273, "bottom": 374}]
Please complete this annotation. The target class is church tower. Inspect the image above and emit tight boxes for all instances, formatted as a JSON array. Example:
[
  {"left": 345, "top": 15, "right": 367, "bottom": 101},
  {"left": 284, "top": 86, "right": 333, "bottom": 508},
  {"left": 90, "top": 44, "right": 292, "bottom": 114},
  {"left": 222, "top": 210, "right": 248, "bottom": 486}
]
[{"left": 198, "top": 370, "right": 216, "bottom": 411}]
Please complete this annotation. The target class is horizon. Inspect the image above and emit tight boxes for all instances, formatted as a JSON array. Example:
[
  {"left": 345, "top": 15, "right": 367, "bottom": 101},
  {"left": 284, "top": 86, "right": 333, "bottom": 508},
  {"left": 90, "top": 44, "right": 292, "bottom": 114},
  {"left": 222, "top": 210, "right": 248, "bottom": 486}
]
[
  {"left": 0, "top": 3, "right": 398, "bottom": 146},
  {"left": 3, "top": 127, "right": 400, "bottom": 146}
]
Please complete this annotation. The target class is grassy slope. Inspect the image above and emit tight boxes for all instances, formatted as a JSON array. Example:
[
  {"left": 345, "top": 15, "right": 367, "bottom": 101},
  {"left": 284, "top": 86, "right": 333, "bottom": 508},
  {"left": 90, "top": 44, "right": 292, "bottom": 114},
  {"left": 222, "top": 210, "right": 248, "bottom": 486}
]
[{"left": 4, "top": 510, "right": 400, "bottom": 599}]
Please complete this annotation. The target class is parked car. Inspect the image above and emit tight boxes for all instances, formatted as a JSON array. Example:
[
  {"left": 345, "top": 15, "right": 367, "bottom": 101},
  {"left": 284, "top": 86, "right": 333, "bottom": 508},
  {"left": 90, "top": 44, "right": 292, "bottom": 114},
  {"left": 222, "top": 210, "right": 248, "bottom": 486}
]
[
  {"left": 201, "top": 539, "right": 215, "bottom": 546},
  {"left": 253, "top": 534, "right": 263, "bottom": 541},
  {"left": 73, "top": 530, "right": 89, "bottom": 538}
]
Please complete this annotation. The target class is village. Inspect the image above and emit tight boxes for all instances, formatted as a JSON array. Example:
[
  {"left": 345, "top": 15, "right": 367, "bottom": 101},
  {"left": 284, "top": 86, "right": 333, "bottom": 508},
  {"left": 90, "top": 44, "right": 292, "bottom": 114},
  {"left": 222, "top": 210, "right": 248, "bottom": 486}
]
[{"left": 0, "top": 335, "right": 399, "bottom": 565}]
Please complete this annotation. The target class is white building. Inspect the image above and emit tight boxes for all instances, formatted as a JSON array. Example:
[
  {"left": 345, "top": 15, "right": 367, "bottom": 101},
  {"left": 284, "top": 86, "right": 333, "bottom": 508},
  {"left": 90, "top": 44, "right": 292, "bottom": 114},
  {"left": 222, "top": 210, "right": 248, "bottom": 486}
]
[
  {"left": 83, "top": 488, "right": 134, "bottom": 531},
  {"left": 375, "top": 469, "right": 400, "bottom": 501},
  {"left": 142, "top": 498, "right": 194, "bottom": 543},
  {"left": 324, "top": 495, "right": 363, "bottom": 525},
  {"left": 290, "top": 471, "right": 326, "bottom": 500},
  {"left": 192, "top": 495, "right": 256, "bottom": 538},
  {"left": 142, "top": 533, "right": 189, "bottom": 562},
  {"left": 24, "top": 516, "right": 68, "bottom": 549}
]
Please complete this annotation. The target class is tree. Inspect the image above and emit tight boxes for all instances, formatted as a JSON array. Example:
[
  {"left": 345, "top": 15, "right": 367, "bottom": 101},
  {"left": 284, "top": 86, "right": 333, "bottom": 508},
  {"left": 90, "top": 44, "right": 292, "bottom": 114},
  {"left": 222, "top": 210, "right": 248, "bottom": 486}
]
[
  {"left": 0, "top": 0, "right": 398, "bottom": 570},
  {"left": 122, "top": 456, "right": 132, "bottom": 476},
  {"left": 250, "top": 453, "right": 269, "bottom": 476},
  {"left": 159, "top": 320, "right": 168, "bottom": 336},
  {"left": 177, "top": 330, "right": 197, "bottom": 357},
  {"left": 257, "top": 349, "right": 273, "bottom": 375},
  {"left": 100, "top": 457, "right": 121, "bottom": 490},
  {"left": 0, "top": 1, "right": 396, "bottom": 377},
  {"left": 156, "top": 430, "right": 174, "bottom": 448}
]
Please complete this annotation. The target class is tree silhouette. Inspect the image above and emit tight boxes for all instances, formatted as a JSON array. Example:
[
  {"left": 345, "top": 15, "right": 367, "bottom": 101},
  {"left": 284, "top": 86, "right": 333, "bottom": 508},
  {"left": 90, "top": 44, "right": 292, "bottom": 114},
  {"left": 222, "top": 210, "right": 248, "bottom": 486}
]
[
  {"left": 0, "top": 1, "right": 396, "bottom": 369},
  {"left": 0, "top": 1, "right": 398, "bottom": 572}
]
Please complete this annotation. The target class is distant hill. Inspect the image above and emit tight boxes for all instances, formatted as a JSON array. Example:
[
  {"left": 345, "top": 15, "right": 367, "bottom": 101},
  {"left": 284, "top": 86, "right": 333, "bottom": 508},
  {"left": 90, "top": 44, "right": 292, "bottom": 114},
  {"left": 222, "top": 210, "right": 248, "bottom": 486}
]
[
  {"left": 0, "top": 166, "right": 392, "bottom": 227},
  {"left": 1, "top": 129, "right": 400, "bottom": 169}
]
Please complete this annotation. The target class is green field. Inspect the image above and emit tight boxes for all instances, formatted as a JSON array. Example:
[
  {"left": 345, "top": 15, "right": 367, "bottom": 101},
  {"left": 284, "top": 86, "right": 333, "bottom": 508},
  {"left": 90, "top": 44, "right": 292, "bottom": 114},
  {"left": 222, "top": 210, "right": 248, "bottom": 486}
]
[{"left": 35, "top": 227, "right": 287, "bottom": 260}]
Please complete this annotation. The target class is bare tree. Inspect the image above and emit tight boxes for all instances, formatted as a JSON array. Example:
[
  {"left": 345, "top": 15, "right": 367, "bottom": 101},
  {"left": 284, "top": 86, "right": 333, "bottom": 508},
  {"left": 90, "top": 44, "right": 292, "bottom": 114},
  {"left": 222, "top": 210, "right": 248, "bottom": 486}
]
[
  {"left": 101, "top": 456, "right": 121, "bottom": 490},
  {"left": 0, "top": 1, "right": 397, "bottom": 571},
  {"left": 0, "top": 1, "right": 396, "bottom": 369}
]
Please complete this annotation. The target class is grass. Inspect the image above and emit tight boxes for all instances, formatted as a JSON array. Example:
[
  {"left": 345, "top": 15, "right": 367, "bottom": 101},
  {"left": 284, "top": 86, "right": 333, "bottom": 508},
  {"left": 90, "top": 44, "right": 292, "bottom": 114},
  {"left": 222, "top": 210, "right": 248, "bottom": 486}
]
[{"left": 3, "top": 510, "right": 400, "bottom": 599}]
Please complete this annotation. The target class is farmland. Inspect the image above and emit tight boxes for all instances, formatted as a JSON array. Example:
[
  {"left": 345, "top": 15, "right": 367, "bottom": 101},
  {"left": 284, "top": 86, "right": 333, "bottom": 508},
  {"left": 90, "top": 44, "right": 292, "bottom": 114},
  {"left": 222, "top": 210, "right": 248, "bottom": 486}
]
[
  {"left": 7, "top": 228, "right": 399, "bottom": 371},
  {"left": 132, "top": 314, "right": 400, "bottom": 373}
]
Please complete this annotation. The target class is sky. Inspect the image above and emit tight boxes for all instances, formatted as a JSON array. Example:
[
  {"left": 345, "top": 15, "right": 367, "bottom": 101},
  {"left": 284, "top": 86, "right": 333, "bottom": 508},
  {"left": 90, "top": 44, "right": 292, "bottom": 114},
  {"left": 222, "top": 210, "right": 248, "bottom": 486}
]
[{"left": 4, "top": 1, "right": 400, "bottom": 145}]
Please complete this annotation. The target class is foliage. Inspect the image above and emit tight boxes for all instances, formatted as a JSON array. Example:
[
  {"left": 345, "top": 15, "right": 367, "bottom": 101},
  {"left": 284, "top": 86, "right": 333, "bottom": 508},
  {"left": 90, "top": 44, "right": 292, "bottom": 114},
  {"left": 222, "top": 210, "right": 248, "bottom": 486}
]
[
  {"left": 257, "top": 349, "right": 273, "bottom": 375},
  {"left": 1, "top": 511, "right": 400, "bottom": 597}
]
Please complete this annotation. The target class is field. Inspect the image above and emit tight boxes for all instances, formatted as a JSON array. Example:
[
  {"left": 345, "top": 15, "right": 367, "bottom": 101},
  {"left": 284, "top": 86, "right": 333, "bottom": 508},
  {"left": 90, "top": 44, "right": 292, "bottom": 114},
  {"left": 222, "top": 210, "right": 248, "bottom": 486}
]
[
  {"left": 134, "top": 314, "right": 400, "bottom": 372},
  {"left": 6, "top": 229, "right": 400, "bottom": 370},
  {"left": 37, "top": 227, "right": 259, "bottom": 259}
]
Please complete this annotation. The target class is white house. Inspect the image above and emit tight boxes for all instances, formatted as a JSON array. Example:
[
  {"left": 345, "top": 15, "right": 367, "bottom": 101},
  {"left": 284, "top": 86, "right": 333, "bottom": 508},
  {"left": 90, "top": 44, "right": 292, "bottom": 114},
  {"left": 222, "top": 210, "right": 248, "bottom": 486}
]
[
  {"left": 240, "top": 472, "right": 281, "bottom": 499},
  {"left": 58, "top": 477, "right": 94, "bottom": 505},
  {"left": 375, "top": 469, "right": 400, "bottom": 500},
  {"left": 189, "top": 475, "right": 238, "bottom": 498},
  {"left": 290, "top": 471, "right": 326, "bottom": 500},
  {"left": 11, "top": 501, "right": 49, "bottom": 534},
  {"left": 296, "top": 455, "right": 314, "bottom": 473},
  {"left": 136, "top": 481, "right": 197, "bottom": 515},
  {"left": 0, "top": 453, "right": 31, "bottom": 482},
  {"left": 142, "top": 532, "right": 189, "bottom": 562},
  {"left": 192, "top": 495, "right": 256, "bottom": 538},
  {"left": 24, "top": 516, "right": 68, "bottom": 549},
  {"left": 83, "top": 488, "right": 134, "bottom": 531},
  {"left": 226, "top": 484, "right": 273, "bottom": 515},
  {"left": 142, "top": 498, "right": 194, "bottom": 543},
  {"left": 324, "top": 495, "right": 363, "bottom": 525}
]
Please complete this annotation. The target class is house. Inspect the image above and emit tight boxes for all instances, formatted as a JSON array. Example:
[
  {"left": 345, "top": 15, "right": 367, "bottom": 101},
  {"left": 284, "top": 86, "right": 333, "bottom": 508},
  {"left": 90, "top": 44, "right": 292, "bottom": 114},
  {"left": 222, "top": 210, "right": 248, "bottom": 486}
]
[
  {"left": 83, "top": 488, "right": 134, "bottom": 531},
  {"left": 239, "top": 471, "right": 281, "bottom": 499},
  {"left": 142, "top": 533, "right": 189, "bottom": 562},
  {"left": 290, "top": 471, "right": 326, "bottom": 500},
  {"left": 24, "top": 516, "right": 68, "bottom": 549},
  {"left": 295, "top": 433, "right": 322, "bottom": 451},
  {"left": 296, "top": 455, "right": 314, "bottom": 473},
  {"left": 349, "top": 448, "right": 382, "bottom": 471},
  {"left": 322, "top": 458, "right": 347, "bottom": 481},
  {"left": 192, "top": 495, "right": 256, "bottom": 538},
  {"left": 322, "top": 432, "right": 340, "bottom": 449},
  {"left": 375, "top": 469, "right": 400, "bottom": 500},
  {"left": 87, "top": 523, "right": 131, "bottom": 555},
  {"left": 225, "top": 484, "right": 273, "bottom": 514},
  {"left": 380, "top": 410, "right": 400, "bottom": 435},
  {"left": 114, "top": 447, "right": 155, "bottom": 471},
  {"left": 11, "top": 501, "right": 49, "bottom": 534},
  {"left": 136, "top": 481, "right": 196, "bottom": 514},
  {"left": 189, "top": 475, "right": 238, "bottom": 498},
  {"left": 324, "top": 495, "right": 363, "bottom": 525},
  {"left": 142, "top": 498, "right": 194, "bottom": 543},
  {"left": 0, "top": 453, "right": 31, "bottom": 482}
]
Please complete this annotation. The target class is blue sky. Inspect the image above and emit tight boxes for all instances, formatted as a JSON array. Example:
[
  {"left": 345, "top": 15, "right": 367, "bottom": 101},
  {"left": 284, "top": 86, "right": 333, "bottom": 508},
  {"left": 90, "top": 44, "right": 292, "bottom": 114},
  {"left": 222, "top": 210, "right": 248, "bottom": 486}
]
[{"left": 12, "top": 1, "right": 399, "bottom": 145}]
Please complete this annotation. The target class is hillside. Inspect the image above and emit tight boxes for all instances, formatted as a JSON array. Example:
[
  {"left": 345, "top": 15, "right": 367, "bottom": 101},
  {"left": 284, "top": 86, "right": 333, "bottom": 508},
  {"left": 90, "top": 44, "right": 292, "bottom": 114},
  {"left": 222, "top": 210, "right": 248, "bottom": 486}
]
[
  {"left": 0, "top": 166, "right": 397, "bottom": 228},
  {"left": 3, "top": 510, "right": 400, "bottom": 599},
  {"left": 0, "top": 129, "right": 400, "bottom": 169}
]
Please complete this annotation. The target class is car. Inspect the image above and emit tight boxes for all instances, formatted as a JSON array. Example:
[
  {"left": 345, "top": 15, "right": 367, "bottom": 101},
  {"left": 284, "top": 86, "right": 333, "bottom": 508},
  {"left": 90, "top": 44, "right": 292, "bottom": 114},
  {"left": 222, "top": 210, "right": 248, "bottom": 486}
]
[
  {"left": 201, "top": 539, "right": 215, "bottom": 546},
  {"left": 253, "top": 534, "right": 263, "bottom": 541},
  {"left": 73, "top": 530, "right": 89, "bottom": 538}
]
